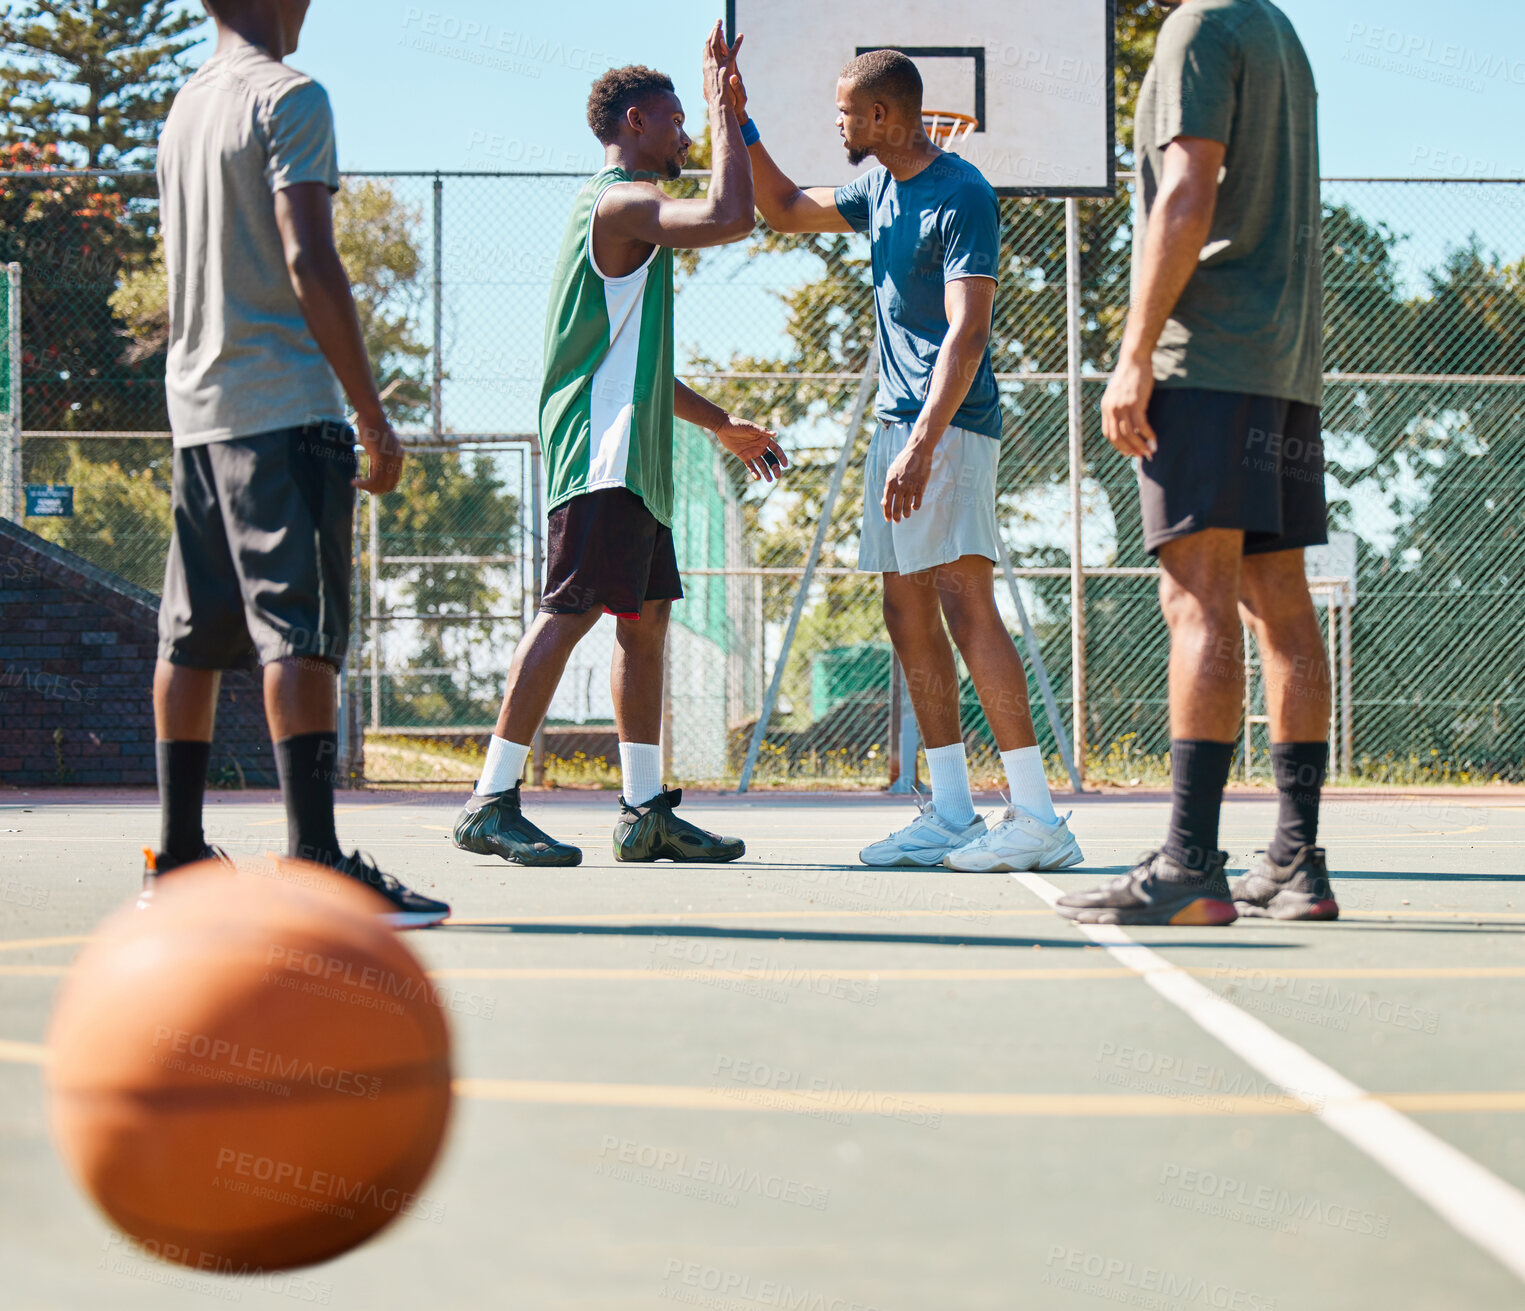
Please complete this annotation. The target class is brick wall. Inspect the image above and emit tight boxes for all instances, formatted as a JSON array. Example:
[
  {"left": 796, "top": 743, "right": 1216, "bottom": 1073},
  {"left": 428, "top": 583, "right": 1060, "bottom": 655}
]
[{"left": 0, "top": 519, "right": 274, "bottom": 787}]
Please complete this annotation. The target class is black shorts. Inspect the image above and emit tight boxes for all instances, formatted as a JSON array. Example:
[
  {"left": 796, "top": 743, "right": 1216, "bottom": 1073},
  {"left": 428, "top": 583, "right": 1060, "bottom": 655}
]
[
  {"left": 541, "top": 487, "right": 683, "bottom": 618},
  {"left": 158, "top": 421, "right": 356, "bottom": 671},
  {"left": 1138, "top": 388, "right": 1328, "bottom": 556}
]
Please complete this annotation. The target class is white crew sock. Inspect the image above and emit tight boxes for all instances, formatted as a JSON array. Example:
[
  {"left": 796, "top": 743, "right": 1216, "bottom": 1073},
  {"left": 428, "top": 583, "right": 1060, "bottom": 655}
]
[
  {"left": 1001, "top": 745, "right": 1058, "bottom": 824},
  {"left": 619, "top": 741, "right": 663, "bottom": 807},
  {"left": 476, "top": 735, "right": 530, "bottom": 795},
  {"left": 924, "top": 741, "right": 976, "bottom": 826}
]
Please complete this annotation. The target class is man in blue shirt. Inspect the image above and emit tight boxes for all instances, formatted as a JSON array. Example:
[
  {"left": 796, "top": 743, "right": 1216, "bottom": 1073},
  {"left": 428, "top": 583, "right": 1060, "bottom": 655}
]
[{"left": 732, "top": 49, "right": 1083, "bottom": 872}]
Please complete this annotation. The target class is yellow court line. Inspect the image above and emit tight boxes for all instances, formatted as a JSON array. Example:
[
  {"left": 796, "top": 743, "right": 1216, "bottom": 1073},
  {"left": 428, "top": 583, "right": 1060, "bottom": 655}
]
[
  {"left": 8, "top": 964, "right": 1525, "bottom": 983},
  {"left": 0, "top": 936, "right": 91, "bottom": 954},
  {"left": 10, "top": 962, "right": 1525, "bottom": 985},
  {"left": 2, "top": 1040, "right": 1522, "bottom": 1119},
  {"left": 0, "top": 1039, "right": 45, "bottom": 1065},
  {"left": 1205, "top": 967, "right": 1525, "bottom": 980},
  {"left": 451, "top": 1079, "right": 1311, "bottom": 1117},
  {"left": 1384, "top": 1093, "right": 1525, "bottom": 1113}
]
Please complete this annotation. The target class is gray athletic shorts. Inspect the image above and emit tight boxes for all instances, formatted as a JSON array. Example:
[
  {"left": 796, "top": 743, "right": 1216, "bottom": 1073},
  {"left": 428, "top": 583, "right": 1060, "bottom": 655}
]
[
  {"left": 158, "top": 421, "right": 356, "bottom": 671},
  {"left": 858, "top": 421, "right": 1002, "bottom": 575}
]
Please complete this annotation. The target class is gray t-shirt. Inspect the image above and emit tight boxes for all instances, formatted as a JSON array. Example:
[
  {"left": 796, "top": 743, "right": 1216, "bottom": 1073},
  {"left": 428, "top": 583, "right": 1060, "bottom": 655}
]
[
  {"left": 158, "top": 44, "right": 345, "bottom": 446},
  {"left": 1133, "top": 0, "right": 1322, "bottom": 406}
]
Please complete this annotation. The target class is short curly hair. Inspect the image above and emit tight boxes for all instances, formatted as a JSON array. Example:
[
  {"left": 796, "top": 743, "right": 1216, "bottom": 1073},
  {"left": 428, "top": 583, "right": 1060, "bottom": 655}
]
[{"left": 586, "top": 65, "right": 676, "bottom": 145}]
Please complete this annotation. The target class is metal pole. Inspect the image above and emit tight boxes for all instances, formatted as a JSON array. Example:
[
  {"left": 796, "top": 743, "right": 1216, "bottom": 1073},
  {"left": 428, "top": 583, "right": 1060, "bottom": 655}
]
[
  {"left": 892, "top": 661, "right": 920, "bottom": 795},
  {"left": 5, "top": 263, "right": 20, "bottom": 520},
  {"left": 660, "top": 642, "right": 674, "bottom": 782},
  {"left": 738, "top": 347, "right": 880, "bottom": 793},
  {"left": 336, "top": 496, "right": 355, "bottom": 789},
  {"left": 1326, "top": 597, "right": 1338, "bottom": 767},
  {"left": 530, "top": 441, "right": 546, "bottom": 785},
  {"left": 1340, "top": 591, "right": 1353, "bottom": 777},
  {"left": 1064, "top": 198, "right": 1087, "bottom": 784},
  {"left": 887, "top": 654, "right": 902, "bottom": 787},
  {"left": 432, "top": 175, "right": 444, "bottom": 441},
  {"left": 996, "top": 536, "right": 1082, "bottom": 792},
  {"left": 1242, "top": 624, "right": 1253, "bottom": 782},
  {"left": 368, "top": 492, "right": 381, "bottom": 730}
]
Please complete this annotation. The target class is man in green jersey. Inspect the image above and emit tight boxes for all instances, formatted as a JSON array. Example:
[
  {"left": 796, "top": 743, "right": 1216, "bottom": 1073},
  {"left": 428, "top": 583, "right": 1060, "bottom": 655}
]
[{"left": 453, "top": 23, "right": 784, "bottom": 866}]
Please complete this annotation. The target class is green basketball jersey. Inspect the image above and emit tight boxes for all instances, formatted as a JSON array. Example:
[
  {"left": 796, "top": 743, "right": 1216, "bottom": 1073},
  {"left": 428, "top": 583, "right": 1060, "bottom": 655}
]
[{"left": 539, "top": 166, "right": 675, "bottom": 526}]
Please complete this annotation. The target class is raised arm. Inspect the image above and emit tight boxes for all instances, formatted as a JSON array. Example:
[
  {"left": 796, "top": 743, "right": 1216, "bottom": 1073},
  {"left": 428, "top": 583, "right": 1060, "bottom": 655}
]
[
  {"left": 274, "top": 182, "right": 402, "bottom": 494},
  {"left": 1101, "top": 135, "right": 1226, "bottom": 458},
  {"left": 597, "top": 22, "right": 754, "bottom": 252},
  {"left": 728, "top": 55, "right": 849, "bottom": 234}
]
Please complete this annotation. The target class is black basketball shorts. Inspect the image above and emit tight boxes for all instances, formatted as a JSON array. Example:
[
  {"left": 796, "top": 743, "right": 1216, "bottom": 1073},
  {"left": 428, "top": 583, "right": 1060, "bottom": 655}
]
[
  {"left": 1137, "top": 388, "right": 1328, "bottom": 556},
  {"left": 540, "top": 487, "right": 683, "bottom": 619}
]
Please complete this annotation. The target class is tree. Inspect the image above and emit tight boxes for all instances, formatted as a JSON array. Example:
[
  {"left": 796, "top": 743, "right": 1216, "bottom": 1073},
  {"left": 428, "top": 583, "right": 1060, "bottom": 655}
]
[{"left": 0, "top": 0, "right": 201, "bottom": 169}]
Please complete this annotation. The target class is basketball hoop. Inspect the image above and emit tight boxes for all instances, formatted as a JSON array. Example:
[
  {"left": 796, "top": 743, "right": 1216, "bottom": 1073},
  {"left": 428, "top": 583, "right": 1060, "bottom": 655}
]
[{"left": 922, "top": 110, "right": 978, "bottom": 150}]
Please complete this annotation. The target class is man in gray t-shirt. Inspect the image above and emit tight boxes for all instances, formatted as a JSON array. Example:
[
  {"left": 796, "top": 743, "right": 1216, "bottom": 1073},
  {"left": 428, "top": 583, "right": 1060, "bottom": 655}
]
[
  {"left": 144, "top": 0, "right": 446, "bottom": 928},
  {"left": 1058, "top": 0, "right": 1338, "bottom": 928},
  {"left": 158, "top": 40, "right": 345, "bottom": 442}
]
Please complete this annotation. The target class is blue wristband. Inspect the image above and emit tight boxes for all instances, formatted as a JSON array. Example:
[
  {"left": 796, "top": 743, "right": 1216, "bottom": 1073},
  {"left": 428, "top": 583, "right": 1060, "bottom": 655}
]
[{"left": 740, "top": 118, "right": 760, "bottom": 147}]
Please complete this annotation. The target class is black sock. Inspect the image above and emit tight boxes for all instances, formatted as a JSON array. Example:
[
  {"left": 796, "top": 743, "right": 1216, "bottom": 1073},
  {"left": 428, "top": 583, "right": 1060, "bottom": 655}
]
[
  {"left": 156, "top": 740, "right": 211, "bottom": 864},
  {"left": 1162, "top": 739, "right": 1235, "bottom": 874},
  {"left": 1268, "top": 741, "right": 1327, "bottom": 865},
  {"left": 274, "top": 732, "right": 341, "bottom": 865}
]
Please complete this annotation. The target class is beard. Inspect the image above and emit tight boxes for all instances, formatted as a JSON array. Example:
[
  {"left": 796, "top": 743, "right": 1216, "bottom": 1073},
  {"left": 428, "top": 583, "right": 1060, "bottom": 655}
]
[
  {"left": 664, "top": 151, "right": 686, "bottom": 180},
  {"left": 845, "top": 142, "right": 869, "bottom": 166}
]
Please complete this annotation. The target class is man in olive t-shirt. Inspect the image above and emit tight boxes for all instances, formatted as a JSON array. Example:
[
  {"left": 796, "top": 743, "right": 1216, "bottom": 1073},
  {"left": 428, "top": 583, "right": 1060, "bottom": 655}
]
[{"left": 1057, "top": 0, "right": 1338, "bottom": 927}]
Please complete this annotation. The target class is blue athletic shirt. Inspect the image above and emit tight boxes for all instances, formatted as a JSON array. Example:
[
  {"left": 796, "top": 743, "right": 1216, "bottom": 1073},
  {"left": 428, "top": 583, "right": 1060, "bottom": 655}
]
[{"left": 834, "top": 153, "right": 1002, "bottom": 440}]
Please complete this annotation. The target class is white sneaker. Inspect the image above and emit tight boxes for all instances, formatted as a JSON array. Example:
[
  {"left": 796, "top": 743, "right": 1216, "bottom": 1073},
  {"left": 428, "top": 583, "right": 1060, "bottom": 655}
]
[
  {"left": 943, "top": 808, "right": 1084, "bottom": 873},
  {"left": 859, "top": 804, "right": 987, "bottom": 867}
]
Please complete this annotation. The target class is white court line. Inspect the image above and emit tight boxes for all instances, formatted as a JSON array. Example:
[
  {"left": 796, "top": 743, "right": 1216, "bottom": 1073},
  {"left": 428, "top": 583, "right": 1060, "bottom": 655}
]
[{"left": 1013, "top": 871, "right": 1525, "bottom": 1286}]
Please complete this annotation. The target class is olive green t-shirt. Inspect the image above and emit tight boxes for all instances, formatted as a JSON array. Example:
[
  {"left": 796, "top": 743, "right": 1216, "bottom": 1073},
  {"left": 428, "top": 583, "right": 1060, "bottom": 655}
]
[{"left": 1133, "top": 0, "right": 1322, "bottom": 405}]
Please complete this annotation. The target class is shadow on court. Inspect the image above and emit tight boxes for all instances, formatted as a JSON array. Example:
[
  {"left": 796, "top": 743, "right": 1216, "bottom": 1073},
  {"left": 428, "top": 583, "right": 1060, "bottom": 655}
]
[{"left": 436, "top": 921, "right": 1296, "bottom": 950}]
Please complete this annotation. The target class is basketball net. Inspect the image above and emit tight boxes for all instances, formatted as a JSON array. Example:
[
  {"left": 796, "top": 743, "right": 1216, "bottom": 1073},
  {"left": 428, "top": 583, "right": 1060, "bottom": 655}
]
[{"left": 922, "top": 110, "right": 978, "bottom": 150}]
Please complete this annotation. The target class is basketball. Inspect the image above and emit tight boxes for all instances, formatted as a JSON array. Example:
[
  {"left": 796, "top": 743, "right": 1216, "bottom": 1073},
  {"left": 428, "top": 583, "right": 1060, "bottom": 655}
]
[{"left": 45, "top": 857, "right": 453, "bottom": 1272}]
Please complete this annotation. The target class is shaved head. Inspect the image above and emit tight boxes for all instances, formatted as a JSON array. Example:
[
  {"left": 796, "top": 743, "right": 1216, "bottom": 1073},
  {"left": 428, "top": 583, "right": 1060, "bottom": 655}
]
[{"left": 839, "top": 49, "right": 923, "bottom": 116}]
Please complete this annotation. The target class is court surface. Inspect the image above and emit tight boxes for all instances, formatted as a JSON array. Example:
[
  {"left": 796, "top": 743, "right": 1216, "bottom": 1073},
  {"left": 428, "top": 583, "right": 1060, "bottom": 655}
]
[{"left": 3, "top": 787, "right": 1524, "bottom": 1310}]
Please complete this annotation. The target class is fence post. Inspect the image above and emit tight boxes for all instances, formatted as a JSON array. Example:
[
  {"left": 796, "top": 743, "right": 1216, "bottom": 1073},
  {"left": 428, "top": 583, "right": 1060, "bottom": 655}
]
[
  {"left": 996, "top": 538, "right": 1082, "bottom": 792},
  {"left": 3, "top": 263, "right": 19, "bottom": 520},
  {"left": 887, "top": 657, "right": 921, "bottom": 794},
  {"left": 1064, "top": 198, "right": 1087, "bottom": 785},
  {"left": 432, "top": 175, "right": 444, "bottom": 442},
  {"left": 737, "top": 348, "right": 879, "bottom": 793},
  {"left": 1340, "top": 591, "right": 1353, "bottom": 776},
  {"left": 369, "top": 492, "right": 381, "bottom": 730},
  {"left": 530, "top": 441, "right": 546, "bottom": 786}
]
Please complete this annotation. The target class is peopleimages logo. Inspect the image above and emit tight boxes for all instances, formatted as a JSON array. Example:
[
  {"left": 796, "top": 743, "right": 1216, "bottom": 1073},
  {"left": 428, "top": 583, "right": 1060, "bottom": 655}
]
[{"left": 1342, "top": 23, "right": 1525, "bottom": 95}]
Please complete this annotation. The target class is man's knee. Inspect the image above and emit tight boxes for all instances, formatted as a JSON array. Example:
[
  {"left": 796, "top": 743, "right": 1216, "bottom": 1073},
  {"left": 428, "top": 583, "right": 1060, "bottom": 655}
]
[
  {"left": 882, "top": 577, "right": 933, "bottom": 637},
  {"left": 938, "top": 588, "right": 998, "bottom": 649},
  {"left": 1160, "top": 573, "right": 1239, "bottom": 635}
]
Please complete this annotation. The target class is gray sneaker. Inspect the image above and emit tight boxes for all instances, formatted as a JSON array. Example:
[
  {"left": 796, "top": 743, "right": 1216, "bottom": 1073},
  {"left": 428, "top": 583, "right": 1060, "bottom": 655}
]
[
  {"left": 1055, "top": 850, "right": 1237, "bottom": 926},
  {"left": 1231, "top": 846, "right": 1339, "bottom": 921}
]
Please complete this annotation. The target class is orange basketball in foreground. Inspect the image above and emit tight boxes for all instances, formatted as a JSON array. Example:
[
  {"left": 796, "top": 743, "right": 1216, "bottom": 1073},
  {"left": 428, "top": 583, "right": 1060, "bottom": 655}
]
[{"left": 46, "top": 857, "right": 453, "bottom": 1272}]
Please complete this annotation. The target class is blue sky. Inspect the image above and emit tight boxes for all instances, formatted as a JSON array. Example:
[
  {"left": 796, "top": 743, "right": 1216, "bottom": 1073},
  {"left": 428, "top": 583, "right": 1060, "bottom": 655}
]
[
  {"left": 163, "top": 1, "right": 1525, "bottom": 440},
  {"left": 233, "top": 0, "right": 1525, "bottom": 178}
]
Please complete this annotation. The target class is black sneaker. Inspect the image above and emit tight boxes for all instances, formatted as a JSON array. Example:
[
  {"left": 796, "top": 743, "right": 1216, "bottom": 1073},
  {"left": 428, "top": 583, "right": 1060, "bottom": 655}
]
[
  {"left": 138, "top": 844, "right": 233, "bottom": 910},
  {"left": 452, "top": 785, "right": 582, "bottom": 866},
  {"left": 1232, "top": 845, "right": 1339, "bottom": 921},
  {"left": 1055, "top": 850, "right": 1238, "bottom": 926},
  {"left": 329, "top": 851, "right": 451, "bottom": 930},
  {"left": 613, "top": 788, "right": 744, "bottom": 863}
]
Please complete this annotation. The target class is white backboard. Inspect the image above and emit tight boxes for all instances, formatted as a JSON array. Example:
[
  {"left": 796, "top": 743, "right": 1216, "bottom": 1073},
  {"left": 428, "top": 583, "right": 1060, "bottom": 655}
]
[{"left": 727, "top": 0, "right": 1115, "bottom": 196}]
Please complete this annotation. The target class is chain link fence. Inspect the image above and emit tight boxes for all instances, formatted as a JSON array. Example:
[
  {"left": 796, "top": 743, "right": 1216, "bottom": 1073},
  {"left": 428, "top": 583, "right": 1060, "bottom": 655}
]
[{"left": 3, "top": 167, "right": 1521, "bottom": 785}]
